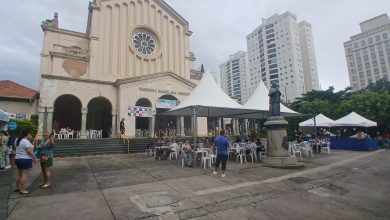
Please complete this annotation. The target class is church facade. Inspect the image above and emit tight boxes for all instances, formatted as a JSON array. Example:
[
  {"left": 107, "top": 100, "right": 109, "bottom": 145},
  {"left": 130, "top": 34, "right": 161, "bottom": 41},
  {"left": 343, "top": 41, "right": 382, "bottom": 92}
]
[{"left": 38, "top": 0, "right": 206, "bottom": 138}]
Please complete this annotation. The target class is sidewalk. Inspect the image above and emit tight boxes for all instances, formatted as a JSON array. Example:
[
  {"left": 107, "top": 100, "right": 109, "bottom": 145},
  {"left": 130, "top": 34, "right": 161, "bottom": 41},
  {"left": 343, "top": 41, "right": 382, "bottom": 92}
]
[{"left": 3, "top": 150, "right": 386, "bottom": 220}]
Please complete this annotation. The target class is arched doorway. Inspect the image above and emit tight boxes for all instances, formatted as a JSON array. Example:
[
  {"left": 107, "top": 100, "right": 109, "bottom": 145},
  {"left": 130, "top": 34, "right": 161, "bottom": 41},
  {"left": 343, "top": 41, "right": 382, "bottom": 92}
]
[
  {"left": 156, "top": 95, "right": 180, "bottom": 137},
  {"left": 87, "top": 97, "right": 112, "bottom": 138},
  {"left": 53, "top": 94, "right": 82, "bottom": 131},
  {"left": 135, "top": 98, "right": 152, "bottom": 137}
]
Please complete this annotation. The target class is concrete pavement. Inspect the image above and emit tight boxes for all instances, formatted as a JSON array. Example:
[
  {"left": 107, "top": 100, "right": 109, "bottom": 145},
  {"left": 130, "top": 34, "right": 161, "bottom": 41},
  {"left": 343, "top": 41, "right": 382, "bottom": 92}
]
[{"left": 2, "top": 149, "right": 390, "bottom": 220}]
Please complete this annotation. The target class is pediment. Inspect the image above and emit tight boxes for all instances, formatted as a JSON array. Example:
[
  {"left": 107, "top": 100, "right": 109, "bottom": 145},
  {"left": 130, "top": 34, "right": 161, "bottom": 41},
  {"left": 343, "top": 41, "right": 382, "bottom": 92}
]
[{"left": 115, "top": 72, "right": 196, "bottom": 89}]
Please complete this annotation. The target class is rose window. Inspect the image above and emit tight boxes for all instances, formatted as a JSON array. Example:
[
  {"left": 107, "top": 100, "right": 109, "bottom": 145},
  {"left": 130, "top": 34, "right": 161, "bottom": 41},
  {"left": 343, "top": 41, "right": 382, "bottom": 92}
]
[{"left": 132, "top": 32, "right": 156, "bottom": 55}]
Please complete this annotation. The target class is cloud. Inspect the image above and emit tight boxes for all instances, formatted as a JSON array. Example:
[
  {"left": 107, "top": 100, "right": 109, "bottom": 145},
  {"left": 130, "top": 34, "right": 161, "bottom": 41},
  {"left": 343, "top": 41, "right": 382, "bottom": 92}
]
[{"left": 1, "top": 0, "right": 389, "bottom": 91}]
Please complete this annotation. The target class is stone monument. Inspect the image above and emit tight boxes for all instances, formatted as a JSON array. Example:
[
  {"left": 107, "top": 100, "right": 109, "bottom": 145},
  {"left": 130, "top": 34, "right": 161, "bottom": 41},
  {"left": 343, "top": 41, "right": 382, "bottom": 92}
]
[{"left": 262, "top": 83, "right": 300, "bottom": 167}]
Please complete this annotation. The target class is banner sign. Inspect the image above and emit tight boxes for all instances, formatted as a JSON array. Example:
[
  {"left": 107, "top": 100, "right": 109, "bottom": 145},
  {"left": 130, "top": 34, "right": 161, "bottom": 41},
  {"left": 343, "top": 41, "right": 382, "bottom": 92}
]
[
  {"left": 156, "top": 99, "right": 180, "bottom": 109},
  {"left": 9, "top": 113, "right": 28, "bottom": 119},
  {"left": 128, "top": 106, "right": 155, "bottom": 117},
  {"left": 1, "top": 112, "right": 27, "bottom": 120}
]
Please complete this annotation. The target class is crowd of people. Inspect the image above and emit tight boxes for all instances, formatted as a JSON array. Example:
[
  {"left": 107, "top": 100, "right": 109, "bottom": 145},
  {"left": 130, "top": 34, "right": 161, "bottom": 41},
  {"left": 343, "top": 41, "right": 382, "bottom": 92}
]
[
  {"left": 0, "top": 129, "right": 55, "bottom": 195},
  {"left": 150, "top": 130, "right": 266, "bottom": 177}
]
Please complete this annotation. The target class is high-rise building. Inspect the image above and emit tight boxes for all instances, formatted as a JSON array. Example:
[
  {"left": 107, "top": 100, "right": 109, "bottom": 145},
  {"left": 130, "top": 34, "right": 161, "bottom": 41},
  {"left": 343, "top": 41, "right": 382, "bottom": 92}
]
[
  {"left": 299, "top": 21, "right": 320, "bottom": 92},
  {"left": 219, "top": 51, "right": 249, "bottom": 103},
  {"left": 246, "top": 12, "right": 319, "bottom": 102},
  {"left": 210, "top": 70, "right": 220, "bottom": 85},
  {"left": 344, "top": 14, "right": 390, "bottom": 90}
]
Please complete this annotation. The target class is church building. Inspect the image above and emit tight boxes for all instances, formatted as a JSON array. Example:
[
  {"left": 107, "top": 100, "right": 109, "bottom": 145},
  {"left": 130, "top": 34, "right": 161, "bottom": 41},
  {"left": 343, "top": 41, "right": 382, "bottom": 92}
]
[{"left": 38, "top": 0, "right": 205, "bottom": 138}]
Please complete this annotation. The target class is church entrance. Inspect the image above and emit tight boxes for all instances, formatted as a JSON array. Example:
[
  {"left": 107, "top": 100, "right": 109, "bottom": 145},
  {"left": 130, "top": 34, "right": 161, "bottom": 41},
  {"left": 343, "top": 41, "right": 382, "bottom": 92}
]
[
  {"left": 87, "top": 97, "right": 112, "bottom": 138},
  {"left": 53, "top": 94, "right": 81, "bottom": 132},
  {"left": 156, "top": 95, "right": 179, "bottom": 138},
  {"left": 135, "top": 98, "right": 152, "bottom": 138}
]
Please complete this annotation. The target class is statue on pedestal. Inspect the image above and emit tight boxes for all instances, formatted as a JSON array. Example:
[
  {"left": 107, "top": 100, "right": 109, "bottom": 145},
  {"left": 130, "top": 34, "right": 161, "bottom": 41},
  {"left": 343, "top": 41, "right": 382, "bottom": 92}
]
[{"left": 268, "top": 83, "right": 281, "bottom": 116}]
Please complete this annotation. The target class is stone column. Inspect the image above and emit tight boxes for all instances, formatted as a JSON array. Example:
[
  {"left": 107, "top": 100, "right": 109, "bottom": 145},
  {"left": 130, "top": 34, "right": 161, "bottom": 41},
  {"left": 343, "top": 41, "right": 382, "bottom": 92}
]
[
  {"left": 148, "top": 116, "right": 155, "bottom": 138},
  {"left": 180, "top": 116, "right": 185, "bottom": 137},
  {"left": 111, "top": 112, "right": 117, "bottom": 137},
  {"left": 232, "top": 119, "right": 236, "bottom": 136},
  {"left": 37, "top": 106, "right": 46, "bottom": 137},
  {"left": 176, "top": 116, "right": 181, "bottom": 137},
  {"left": 218, "top": 118, "right": 222, "bottom": 133},
  {"left": 80, "top": 108, "right": 88, "bottom": 139},
  {"left": 46, "top": 107, "right": 54, "bottom": 134},
  {"left": 236, "top": 119, "right": 240, "bottom": 135}
]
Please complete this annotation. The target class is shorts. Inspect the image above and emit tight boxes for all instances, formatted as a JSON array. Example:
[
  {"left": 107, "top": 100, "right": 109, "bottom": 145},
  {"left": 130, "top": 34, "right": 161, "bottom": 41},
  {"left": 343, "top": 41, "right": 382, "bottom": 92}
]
[{"left": 16, "top": 159, "right": 33, "bottom": 170}]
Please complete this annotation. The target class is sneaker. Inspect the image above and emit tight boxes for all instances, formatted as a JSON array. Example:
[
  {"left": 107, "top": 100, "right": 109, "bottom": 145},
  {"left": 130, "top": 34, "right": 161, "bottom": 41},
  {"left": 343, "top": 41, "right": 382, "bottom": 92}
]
[
  {"left": 212, "top": 171, "right": 217, "bottom": 175},
  {"left": 5, "top": 165, "right": 11, "bottom": 169},
  {"left": 221, "top": 173, "right": 226, "bottom": 178},
  {"left": 19, "top": 190, "right": 29, "bottom": 195}
]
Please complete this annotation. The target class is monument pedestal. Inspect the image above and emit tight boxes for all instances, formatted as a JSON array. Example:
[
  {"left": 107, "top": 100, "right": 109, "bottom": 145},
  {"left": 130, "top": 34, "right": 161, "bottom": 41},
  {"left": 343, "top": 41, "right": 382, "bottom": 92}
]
[{"left": 262, "top": 116, "right": 303, "bottom": 169}]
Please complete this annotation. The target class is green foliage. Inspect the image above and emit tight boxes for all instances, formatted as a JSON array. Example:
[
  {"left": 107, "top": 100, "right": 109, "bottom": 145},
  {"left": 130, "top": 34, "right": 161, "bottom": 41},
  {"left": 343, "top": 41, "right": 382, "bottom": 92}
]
[
  {"left": 7, "top": 119, "right": 37, "bottom": 137},
  {"left": 288, "top": 79, "right": 390, "bottom": 134}
]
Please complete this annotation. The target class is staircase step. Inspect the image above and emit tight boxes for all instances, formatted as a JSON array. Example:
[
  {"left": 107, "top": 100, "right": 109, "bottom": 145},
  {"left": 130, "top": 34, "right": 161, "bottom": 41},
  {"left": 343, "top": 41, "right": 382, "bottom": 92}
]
[
  {"left": 52, "top": 137, "right": 193, "bottom": 157},
  {"left": 52, "top": 138, "right": 155, "bottom": 157}
]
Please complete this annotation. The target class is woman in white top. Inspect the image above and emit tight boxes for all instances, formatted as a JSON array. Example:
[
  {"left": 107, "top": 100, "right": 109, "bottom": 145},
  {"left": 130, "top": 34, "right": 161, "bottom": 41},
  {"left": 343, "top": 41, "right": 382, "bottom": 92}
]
[{"left": 15, "top": 129, "right": 38, "bottom": 195}]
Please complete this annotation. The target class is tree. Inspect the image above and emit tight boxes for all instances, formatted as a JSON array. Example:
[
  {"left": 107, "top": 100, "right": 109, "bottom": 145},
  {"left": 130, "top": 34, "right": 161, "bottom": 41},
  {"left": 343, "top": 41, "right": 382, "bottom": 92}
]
[
  {"left": 287, "top": 79, "right": 390, "bottom": 134},
  {"left": 8, "top": 119, "right": 38, "bottom": 137},
  {"left": 338, "top": 90, "right": 390, "bottom": 132}
]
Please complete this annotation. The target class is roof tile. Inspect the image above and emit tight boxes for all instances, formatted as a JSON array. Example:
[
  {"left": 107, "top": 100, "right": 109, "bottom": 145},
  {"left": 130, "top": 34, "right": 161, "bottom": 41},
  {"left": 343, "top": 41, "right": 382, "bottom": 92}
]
[{"left": 0, "top": 80, "right": 38, "bottom": 99}]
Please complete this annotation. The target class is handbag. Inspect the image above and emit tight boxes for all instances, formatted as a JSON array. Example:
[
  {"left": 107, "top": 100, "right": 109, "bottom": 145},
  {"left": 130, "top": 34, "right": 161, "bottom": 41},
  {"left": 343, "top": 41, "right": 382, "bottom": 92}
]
[
  {"left": 34, "top": 149, "right": 40, "bottom": 158},
  {"left": 40, "top": 154, "right": 49, "bottom": 163}
]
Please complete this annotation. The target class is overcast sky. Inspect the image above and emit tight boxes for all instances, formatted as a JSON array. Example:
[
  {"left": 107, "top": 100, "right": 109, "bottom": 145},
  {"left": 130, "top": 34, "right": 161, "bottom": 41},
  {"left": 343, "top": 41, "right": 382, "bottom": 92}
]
[{"left": 1, "top": 0, "right": 389, "bottom": 91}]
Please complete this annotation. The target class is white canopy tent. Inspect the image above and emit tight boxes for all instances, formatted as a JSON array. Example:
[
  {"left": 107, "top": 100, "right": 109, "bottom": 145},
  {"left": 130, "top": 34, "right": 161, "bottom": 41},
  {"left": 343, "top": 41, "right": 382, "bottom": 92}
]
[
  {"left": 162, "top": 70, "right": 261, "bottom": 141},
  {"left": 163, "top": 70, "right": 259, "bottom": 118},
  {"left": 0, "top": 109, "right": 10, "bottom": 130},
  {"left": 333, "top": 111, "right": 377, "bottom": 127},
  {"left": 299, "top": 113, "right": 335, "bottom": 127},
  {"left": 237, "top": 80, "right": 299, "bottom": 118}
]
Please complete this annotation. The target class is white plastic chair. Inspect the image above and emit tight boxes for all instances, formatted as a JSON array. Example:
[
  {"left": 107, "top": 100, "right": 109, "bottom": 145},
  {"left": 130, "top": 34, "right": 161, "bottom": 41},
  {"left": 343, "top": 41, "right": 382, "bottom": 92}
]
[
  {"left": 303, "top": 141, "right": 313, "bottom": 158},
  {"left": 90, "top": 130, "right": 97, "bottom": 139},
  {"left": 200, "top": 150, "right": 212, "bottom": 169},
  {"left": 210, "top": 149, "right": 217, "bottom": 164},
  {"left": 291, "top": 144, "right": 302, "bottom": 161},
  {"left": 322, "top": 141, "right": 331, "bottom": 154},
  {"left": 67, "top": 131, "right": 74, "bottom": 139},
  {"left": 235, "top": 147, "right": 247, "bottom": 164},
  {"left": 97, "top": 130, "right": 103, "bottom": 138},
  {"left": 53, "top": 130, "right": 60, "bottom": 139},
  {"left": 169, "top": 146, "right": 179, "bottom": 160},
  {"left": 60, "top": 130, "right": 67, "bottom": 139}
]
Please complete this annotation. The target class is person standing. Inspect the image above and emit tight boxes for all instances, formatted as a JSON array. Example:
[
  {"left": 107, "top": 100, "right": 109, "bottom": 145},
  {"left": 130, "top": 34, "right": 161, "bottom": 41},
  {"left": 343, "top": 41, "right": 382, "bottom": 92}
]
[
  {"left": 213, "top": 130, "right": 229, "bottom": 177},
  {"left": 7, "top": 133, "right": 16, "bottom": 167},
  {"left": 120, "top": 118, "right": 125, "bottom": 135},
  {"left": 0, "top": 131, "right": 8, "bottom": 170},
  {"left": 15, "top": 129, "right": 38, "bottom": 194},
  {"left": 37, "top": 133, "right": 55, "bottom": 188},
  {"left": 3, "top": 131, "right": 11, "bottom": 169}
]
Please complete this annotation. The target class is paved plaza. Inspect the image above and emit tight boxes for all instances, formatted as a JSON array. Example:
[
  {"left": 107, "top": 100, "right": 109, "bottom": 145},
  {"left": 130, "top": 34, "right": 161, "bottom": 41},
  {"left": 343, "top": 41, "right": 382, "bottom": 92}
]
[{"left": 1, "top": 149, "right": 390, "bottom": 220}]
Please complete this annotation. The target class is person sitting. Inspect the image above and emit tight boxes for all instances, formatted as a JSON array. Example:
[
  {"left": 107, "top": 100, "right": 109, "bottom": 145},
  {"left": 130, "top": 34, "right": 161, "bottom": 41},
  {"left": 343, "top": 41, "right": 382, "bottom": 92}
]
[
  {"left": 255, "top": 138, "right": 265, "bottom": 157},
  {"left": 235, "top": 136, "right": 242, "bottom": 143},
  {"left": 245, "top": 139, "right": 256, "bottom": 155},
  {"left": 203, "top": 138, "right": 212, "bottom": 148},
  {"left": 167, "top": 140, "right": 179, "bottom": 159},
  {"left": 181, "top": 140, "right": 193, "bottom": 166},
  {"left": 356, "top": 131, "right": 365, "bottom": 139},
  {"left": 313, "top": 138, "right": 322, "bottom": 153}
]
